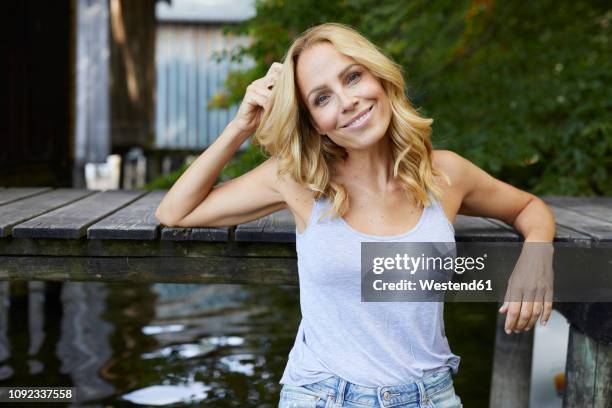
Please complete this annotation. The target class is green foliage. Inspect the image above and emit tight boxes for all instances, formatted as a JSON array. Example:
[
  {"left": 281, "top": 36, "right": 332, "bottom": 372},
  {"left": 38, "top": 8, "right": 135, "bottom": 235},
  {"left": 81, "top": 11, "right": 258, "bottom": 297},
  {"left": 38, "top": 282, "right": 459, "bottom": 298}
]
[
  {"left": 212, "top": 0, "right": 611, "bottom": 195},
  {"left": 218, "top": 143, "right": 269, "bottom": 182},
  {"left": 144, "top": 163, "right": 190, "bottom": 191},
  {"left": 144, "top": 144, "right": 268, "bottom": 190}
]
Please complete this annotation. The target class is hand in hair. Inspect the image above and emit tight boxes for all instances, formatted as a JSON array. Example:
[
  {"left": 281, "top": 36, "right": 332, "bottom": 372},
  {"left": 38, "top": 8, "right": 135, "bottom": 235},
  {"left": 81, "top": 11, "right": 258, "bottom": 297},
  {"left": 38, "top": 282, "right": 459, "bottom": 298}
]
[
  {"left": 155, "top": 62, "right": 286, "bottom": 228},
  {"left": 232, "top": 62, "right": 283, "bottom": 136}
]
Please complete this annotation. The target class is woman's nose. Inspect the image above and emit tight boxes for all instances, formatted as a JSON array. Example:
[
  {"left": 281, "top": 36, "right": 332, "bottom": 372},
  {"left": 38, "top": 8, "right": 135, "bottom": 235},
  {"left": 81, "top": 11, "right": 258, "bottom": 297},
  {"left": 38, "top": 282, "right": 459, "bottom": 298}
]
[{"left": 339, "top": 90, "right": 358, "bottom": 113}]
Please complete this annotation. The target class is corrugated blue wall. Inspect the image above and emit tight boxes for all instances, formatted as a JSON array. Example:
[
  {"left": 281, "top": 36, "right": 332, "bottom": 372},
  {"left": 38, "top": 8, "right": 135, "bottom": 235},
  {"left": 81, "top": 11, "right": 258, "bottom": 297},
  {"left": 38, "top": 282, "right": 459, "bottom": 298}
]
[{"left": 155, "top": 24, "right": 250, "bottom": 150}]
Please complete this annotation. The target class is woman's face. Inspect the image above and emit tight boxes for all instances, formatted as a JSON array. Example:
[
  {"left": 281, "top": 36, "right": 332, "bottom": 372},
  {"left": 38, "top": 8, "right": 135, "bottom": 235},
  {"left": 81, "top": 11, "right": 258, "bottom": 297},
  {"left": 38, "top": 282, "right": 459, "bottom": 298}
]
[{"left": 295, "top": 41, "right": 392, "bottom": 151}]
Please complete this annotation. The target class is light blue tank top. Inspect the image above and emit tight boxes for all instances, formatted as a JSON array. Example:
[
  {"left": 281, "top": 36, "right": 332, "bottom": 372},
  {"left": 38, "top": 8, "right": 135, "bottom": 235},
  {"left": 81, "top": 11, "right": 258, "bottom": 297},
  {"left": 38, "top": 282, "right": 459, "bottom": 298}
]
[{"left": 279, "top": 192, "right": 461, "bottom": 387}]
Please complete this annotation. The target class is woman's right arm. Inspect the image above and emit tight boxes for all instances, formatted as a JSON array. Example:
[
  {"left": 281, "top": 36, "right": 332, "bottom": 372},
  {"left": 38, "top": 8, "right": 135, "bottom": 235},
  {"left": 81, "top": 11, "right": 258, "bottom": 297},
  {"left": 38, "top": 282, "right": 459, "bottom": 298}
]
[{"left": 155, "top": 63, "right": 286, "bottom": 228}]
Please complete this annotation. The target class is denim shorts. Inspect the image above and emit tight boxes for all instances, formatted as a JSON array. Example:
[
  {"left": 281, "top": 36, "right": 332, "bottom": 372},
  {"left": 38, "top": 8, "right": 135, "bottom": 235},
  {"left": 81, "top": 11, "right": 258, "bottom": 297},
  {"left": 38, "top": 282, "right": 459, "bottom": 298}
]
[{"left": 279, "top": 367, "right": 462, "bottom": 408}]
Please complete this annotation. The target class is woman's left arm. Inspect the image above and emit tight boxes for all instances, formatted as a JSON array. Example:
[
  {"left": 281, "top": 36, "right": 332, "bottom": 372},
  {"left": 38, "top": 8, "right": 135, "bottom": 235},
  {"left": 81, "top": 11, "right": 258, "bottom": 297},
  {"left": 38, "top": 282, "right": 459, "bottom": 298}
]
[
  {"left": 437, "top": 150, "right": 556, "bottom": 333},
  {"left": 444, "top": 151, "right": 556, "bottom": 242}
]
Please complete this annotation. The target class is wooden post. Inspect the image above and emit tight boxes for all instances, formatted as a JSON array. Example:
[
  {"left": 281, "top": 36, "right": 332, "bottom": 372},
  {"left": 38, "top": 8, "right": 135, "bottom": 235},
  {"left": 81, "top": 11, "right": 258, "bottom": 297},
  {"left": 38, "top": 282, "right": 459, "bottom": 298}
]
[
  {"left": 563, "top": 324, "right": 612, "bottom": 407},
  {"left": 109, "top": 0, "right": 156, "bottom": 150},
  {"left": 0, "top": 282, "right": 8, "bottom": 365},
  {"left": 489, "top": 307, "right": 534, "bottom": 407}
]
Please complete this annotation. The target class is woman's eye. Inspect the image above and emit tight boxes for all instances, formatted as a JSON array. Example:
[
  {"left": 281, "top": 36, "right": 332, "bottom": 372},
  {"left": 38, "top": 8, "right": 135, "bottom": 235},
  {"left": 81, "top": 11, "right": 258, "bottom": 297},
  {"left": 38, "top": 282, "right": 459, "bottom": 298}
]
[
  {"left": 313, "top": 73, "right": 360, "bottom": 106},
  {"left": 315, "top": 94, "right": 328, "bottom": 106},
  {"left": 347, "top": 71, "right": 361, "bottom": 83}
]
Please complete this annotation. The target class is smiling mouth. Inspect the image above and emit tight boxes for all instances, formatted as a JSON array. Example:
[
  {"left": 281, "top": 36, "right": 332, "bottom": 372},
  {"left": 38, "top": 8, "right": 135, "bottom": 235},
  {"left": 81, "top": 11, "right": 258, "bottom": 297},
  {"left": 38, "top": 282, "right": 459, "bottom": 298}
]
[{"left": 342, "top": 106, "right": 374, "bottom": 129}]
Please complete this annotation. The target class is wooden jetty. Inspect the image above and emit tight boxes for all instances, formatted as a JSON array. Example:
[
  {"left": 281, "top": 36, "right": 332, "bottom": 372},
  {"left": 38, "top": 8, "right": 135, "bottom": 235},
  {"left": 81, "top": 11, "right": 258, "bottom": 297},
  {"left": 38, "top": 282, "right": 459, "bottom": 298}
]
[{"left": 0, "top": 187, "right": 610, "bottom": 407}]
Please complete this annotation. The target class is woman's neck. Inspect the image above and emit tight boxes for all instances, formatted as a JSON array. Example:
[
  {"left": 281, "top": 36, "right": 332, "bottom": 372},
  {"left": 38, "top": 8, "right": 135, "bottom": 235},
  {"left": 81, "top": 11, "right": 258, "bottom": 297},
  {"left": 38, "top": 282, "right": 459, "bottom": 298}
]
[{"left": 334, "top": 137, "right": 399, "bottom": 195}]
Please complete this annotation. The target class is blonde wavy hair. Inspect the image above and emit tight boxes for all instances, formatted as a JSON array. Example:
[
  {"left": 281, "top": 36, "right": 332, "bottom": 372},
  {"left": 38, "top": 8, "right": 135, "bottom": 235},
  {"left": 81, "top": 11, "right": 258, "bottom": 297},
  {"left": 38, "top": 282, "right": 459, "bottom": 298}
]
[{"left": 254, "top": 22, "right": 449, "bottom": 220}]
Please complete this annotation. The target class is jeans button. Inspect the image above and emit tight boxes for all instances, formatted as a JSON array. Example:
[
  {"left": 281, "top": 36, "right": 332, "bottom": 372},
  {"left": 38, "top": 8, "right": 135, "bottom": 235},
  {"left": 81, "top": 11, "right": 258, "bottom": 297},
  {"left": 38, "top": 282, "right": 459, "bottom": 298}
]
[{"left": 383, "top": 391, "right": 390, "bottom": 400}]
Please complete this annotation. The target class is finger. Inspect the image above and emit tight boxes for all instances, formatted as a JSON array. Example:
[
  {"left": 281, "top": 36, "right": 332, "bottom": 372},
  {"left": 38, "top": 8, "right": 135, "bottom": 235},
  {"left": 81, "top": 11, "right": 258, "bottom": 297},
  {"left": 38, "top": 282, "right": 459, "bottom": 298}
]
[
  {"left": 247, "top": 86, "right": 275, "bottom": 114},
  {"left": 515, "top": 286, "right": 537, "bottom": 331},
  {"left": 267, "top": 65, "right": 282, "bottom": 79},
  {"left": 541, "top": 289, "right": 553, "bottom": 325},
  {"left": 245, "top": 89, "right": 268, "bottom": 110},
  {"left": 254, "top": 74, "right": 277, "bottom": 91},
  {"left": 266, "top": 63, "right": 283, "bottom": 83},
  {"left": 246, "top": 82, "right": 272, "bottom": 99},
  {"left": 526, "top": 298, "right": 543, "bottom": 331},
  {"left": 266, "top": 62, "right": 283, "bottom": 78},
  {"left": 269, "top": 62, "right": 283, "bottom": 73},
  {"left": 505, "top": 300, "right": 522, "bottom": 334},
  {"left": 252, "top": 77, "right": 271, "bottom": 89},
  {"left": 525, "top": 288, "right": 546, "bottom": 330},
  {"left": 250, "top": 84, "right": 272, "bottom": 98},
  {"left": 265, "top": 73, "right": 280, "bottom": 90},
  {"left": 499, "top": 278, "right": 513, "bottom": 314},
  {"left": 515, "top": 300, "right": 533, "bottom": 332},
  {"left": 541, "top": 301, "right": 553, "bottom": 326}
]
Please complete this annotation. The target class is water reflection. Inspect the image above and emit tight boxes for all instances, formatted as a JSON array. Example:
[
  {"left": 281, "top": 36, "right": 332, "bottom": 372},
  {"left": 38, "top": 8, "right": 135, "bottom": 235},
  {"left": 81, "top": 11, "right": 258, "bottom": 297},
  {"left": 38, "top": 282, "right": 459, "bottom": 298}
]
[
  {"left": 58, "top": 282, "right": 114, "bottom": 402},
  {"left": 0, "top": 281, "right": 495, "bottom": 407},
  {"left": 122, "top": 382, "right": 214, "bottom": 406},
  {"left": 0, "top": 281, "right": 302, "bottom": 407}
]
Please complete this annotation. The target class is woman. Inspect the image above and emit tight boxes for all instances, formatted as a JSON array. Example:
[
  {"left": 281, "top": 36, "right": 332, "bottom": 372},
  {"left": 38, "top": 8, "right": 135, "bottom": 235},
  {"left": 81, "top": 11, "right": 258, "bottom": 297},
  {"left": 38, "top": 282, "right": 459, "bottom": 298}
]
[{"left": 156, "top": 23, "right": 555, "bottom": 408}]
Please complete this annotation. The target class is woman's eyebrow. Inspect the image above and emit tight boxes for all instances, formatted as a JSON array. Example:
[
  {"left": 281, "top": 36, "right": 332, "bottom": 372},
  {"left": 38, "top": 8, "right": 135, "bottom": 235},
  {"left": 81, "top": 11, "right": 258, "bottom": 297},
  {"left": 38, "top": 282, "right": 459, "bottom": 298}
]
[{"left": 306, "top": 63, "right": 360, "bottom": 100}]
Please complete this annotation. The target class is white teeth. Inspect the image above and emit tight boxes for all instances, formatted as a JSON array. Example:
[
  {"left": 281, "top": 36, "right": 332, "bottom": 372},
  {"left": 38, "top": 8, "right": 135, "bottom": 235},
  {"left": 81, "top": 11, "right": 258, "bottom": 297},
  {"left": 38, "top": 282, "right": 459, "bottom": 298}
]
[{"left": 345, "top": 107, "right": 372, "bottom": 128}]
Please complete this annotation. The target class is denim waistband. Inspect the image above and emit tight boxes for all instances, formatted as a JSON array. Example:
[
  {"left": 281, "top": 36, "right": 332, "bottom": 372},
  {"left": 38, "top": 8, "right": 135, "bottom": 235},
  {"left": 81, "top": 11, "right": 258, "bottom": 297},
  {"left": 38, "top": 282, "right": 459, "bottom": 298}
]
[{"left": 298, "top": 367, "right": 453, "bottom": 407}]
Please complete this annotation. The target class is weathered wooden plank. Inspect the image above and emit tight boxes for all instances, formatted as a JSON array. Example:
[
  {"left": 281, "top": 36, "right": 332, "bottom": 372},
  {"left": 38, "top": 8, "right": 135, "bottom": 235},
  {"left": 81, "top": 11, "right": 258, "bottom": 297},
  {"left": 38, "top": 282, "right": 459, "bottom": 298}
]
[
  {"left": 453, "top": 215, "right": 520, "bottom": 242},
  {"left": 544, "top": 204, "right": 612, "bottom": 242},
  {"left": 551, "top": 225, "right": 594, "bottom": 243},
  {"left": 489, "top": 311, "right": 534, "bottom": 408},
  {"left": 563, "top": 325, "right": 597, "bottom": 407},
  {"left": 87, "top": 191, "right": 165, "bottom": 240},
  {"left": 0, "top": 238, "right": 297, "bottom": 258},
  {"left": 0, "top": 255, "right": 298, "bottom": 284},
  {"left": 235, "top": 209, "right": 296, "bottom": 243},
  {"left": 543, "top": 195, "right": 612, "bottom": 244},
  {"left": 12, "top": 190, "right": 146, "bottom": 239},
  {"left": 0, "top": 187, "right": 53, "bottom": 206},
  {"left": 234, "top": 210, "right": 520, "bottom": 243},
  {"left": 484, "top": 217, "right": 592, "bottom": 244},
  {"left": 544, "top": 196, "right": 612, "bottom": 224},
  {"left": 161, "top": 226, "right": 230, "bottom": 242},
  {"left": 0, "top": 189, "right": 94, "bottom": 238}
]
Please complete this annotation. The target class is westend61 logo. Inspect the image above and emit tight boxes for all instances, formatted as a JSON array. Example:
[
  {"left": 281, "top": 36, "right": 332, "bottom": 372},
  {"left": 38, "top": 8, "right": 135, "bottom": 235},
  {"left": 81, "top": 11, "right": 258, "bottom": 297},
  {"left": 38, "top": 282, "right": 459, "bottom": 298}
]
[{"left": 371, "top": 253, "right": 487, "bottom": 275}]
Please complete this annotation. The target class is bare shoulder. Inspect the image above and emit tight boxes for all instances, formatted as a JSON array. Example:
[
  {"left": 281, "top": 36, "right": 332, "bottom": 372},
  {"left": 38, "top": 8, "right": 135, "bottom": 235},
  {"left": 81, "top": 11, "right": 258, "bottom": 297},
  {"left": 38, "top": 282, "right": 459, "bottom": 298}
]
[
  {"left": 431, "top": 149, "right": 534, "bottom": 224},
  {"left": 432, "top": 150, "right": 465, "bottom": 179},
  {"left": 430, "top": 149, "right": 469, "bottom": 222},
  {"left": 431, "top": 149, "right": 469, "bottom": 193},
  {"left": 272, "top": 161, "right": 316, "bottom": 232}
]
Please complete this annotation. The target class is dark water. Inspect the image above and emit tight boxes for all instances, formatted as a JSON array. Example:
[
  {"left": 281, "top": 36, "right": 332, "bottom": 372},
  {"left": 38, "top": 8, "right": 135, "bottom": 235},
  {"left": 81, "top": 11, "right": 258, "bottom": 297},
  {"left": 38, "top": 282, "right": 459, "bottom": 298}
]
[{"left": 0, "top": 281, "right": 496, "bottom": 407}]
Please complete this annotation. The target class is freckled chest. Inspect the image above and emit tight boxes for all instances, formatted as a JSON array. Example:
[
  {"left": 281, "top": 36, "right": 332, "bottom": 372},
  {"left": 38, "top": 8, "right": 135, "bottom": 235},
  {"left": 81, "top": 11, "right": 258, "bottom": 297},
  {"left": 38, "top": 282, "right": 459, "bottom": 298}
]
[{"left": 340, "top": 191, "right": 424, "bottom": 237}]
